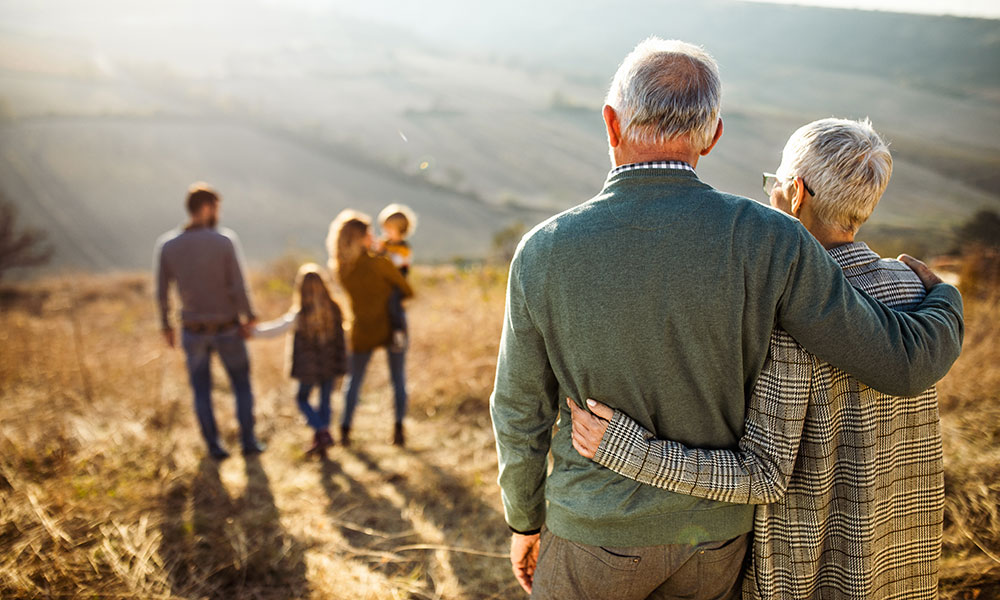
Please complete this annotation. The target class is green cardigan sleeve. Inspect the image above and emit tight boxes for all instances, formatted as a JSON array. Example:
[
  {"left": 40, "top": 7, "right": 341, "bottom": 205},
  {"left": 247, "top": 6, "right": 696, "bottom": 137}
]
[
  {"left": 777, "top": 232, "right": 963, "bottom": 396},
  {"left": 490, "top": 249, "right": 560, "bottom": 533}
]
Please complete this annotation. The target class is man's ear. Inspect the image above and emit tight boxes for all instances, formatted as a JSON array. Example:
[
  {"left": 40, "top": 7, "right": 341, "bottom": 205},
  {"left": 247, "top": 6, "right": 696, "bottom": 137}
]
[
  {"left": 603, "top": 104, "right": 622, "bottom": 148},
  {"left": 790, "top": 177, "right": 808, "bottom": 217},
  {"left": 699, "top": 117, "right": 724, "bottom": 156}
]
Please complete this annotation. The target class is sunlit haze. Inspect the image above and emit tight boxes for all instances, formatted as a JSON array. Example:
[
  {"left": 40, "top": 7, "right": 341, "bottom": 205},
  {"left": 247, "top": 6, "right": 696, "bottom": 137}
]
[
  {"left": 743, "top": 0, "right": 1000, "bottom": 19},
  {"left": 0, "top": 0, "right": 998, "bottom": 269}
]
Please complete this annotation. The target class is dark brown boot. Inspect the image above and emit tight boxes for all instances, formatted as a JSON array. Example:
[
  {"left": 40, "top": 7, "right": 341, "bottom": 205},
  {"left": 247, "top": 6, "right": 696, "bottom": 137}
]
[
  {"left": 318, "top": 428, "right": 333, "bottom": 449},
  {"left": 393, "top": 422, "right": 405, "bottom": 447},
  {"left": 340, "top": 425, "right": 351, "bottom": 448},
  {"left": 306, "top": 430, "right": 323, "bottom": 456}
]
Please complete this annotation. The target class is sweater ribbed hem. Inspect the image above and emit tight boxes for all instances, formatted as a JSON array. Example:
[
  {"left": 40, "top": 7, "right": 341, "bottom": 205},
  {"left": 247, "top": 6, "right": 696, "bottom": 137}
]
[{"left": 546, "top": 502, "right": 753, "bottom": 547}]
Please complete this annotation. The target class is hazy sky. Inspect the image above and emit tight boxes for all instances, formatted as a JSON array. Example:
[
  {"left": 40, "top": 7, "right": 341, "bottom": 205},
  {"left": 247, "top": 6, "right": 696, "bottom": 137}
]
[{"left": 745, "top": 0, "right": 1000, "bottom": 19}]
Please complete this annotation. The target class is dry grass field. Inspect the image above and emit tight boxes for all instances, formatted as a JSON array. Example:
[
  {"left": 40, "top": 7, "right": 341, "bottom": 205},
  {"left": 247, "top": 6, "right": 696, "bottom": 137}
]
[{"left": 1, "top": 252, "right": 998, "bottom": 599}]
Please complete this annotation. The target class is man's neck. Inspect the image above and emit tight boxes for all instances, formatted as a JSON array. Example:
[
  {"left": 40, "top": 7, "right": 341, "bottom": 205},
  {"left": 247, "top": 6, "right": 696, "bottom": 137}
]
[
  {"left": 612, "top": 141, "right": 701, "bottom": 169},
  {"left": 186, "top": 219, "right": 214, "bottom": 230}
]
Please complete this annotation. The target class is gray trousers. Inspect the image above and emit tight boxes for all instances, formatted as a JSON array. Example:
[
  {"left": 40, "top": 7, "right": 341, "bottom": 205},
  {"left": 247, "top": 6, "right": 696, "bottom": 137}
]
[{"left": 531, "top": 528, "right": 748, "bottom": 600}]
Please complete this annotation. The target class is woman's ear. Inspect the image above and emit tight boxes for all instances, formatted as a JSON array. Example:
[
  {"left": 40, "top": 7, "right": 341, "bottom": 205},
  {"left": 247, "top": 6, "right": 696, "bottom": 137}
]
[{"left": 790, "top": 177, "right": 808, "bottom": 217}]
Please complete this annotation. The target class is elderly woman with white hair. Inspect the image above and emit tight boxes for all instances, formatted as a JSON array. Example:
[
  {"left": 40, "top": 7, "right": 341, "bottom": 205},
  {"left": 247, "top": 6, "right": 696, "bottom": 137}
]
[{"left": 569, "top": 117, "right": 947, "bottom": 600}]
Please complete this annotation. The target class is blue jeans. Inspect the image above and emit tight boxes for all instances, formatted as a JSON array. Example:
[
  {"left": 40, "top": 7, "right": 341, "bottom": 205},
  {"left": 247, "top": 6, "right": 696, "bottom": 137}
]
[
  {"left": 296, "top": 379, "right": 334, "bottom": 431},
  {"left": 181, "top": 328, "right": 258, "bottom": 451},
  {"left": 342, "top": 348, "right": 407, "bottom": 428}
]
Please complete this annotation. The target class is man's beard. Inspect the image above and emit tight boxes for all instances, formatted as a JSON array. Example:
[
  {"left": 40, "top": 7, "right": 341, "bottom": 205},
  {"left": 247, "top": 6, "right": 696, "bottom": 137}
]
[{"left": 206, "top": 215, "right": 218, "bottom": 228}]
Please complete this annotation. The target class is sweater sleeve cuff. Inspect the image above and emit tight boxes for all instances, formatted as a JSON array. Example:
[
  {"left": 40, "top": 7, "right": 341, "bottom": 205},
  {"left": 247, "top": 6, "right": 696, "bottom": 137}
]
[
  {"left": 508, "top": 525, "right": 541, "bottom": 536},
  {"left": 926, "top": 282, "right": 961, "bottom": 305},
  {"left": 593, "top": 410, "right": 650, "bottom": 481}
]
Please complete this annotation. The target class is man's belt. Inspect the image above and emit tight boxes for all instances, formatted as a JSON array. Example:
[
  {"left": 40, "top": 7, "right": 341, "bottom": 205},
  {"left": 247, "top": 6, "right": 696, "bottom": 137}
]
[{"left": 182, "top": 319, "right": 240, "bottom": 335}]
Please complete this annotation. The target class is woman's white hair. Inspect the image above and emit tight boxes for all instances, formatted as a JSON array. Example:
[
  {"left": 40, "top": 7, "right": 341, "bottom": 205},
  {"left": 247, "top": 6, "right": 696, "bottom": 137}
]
[
  {"left": 605, "top": 38, "right": 722, "bottom": 151},
  {"left": 776, "top": 117, "right": 892, "bottom": 233}
]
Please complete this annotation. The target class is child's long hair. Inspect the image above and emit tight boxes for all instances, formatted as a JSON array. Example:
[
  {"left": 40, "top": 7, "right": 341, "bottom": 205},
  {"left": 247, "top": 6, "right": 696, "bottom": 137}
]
[
  {"left": 292, "top": 263, "right": 340, "bottom": 344},
  {"left": 326, "top": 209, "right": 371, "bottom": 278}
]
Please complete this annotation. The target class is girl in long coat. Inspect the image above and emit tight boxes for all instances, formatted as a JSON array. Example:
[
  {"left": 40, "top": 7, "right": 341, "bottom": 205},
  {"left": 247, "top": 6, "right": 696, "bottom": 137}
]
[{"left": 256, "top": 263, "right": 347, "bottom": 455}]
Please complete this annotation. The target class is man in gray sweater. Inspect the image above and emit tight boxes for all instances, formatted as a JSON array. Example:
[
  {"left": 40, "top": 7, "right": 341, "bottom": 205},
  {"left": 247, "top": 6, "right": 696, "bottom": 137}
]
[
  {"left": 489, "top": 38, "right": 964, "bottom": 598},
  {"left": 155, "top": 182, "right": 264, "bottom": 459}
]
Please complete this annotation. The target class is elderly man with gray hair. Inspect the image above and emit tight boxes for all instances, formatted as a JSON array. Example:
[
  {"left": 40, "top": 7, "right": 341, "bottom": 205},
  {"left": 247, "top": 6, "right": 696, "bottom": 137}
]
[{"left": 490, "top": 38, "right": 963, "bottom": 599}]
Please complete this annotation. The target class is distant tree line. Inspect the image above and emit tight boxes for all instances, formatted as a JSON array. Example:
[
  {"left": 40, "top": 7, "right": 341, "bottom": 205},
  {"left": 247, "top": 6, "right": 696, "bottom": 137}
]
[{"left": 0, "top": 195, "right": 994, "bottom": 281}]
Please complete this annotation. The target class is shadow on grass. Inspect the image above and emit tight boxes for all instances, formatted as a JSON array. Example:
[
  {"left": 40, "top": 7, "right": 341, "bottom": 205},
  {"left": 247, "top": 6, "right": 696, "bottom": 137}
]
[
  {"left": 159, "top": 455, "right": 310, "bottom": 600},
  {"left": 323, "top": 447, "right": 511, "bottom": 597},
  {"left": 317, "top": 456, "right": 435, "bottom": 588}
]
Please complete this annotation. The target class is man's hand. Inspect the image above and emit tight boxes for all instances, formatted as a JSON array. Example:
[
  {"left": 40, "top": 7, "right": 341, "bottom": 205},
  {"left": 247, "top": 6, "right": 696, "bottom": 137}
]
[
  {"left": 240, "top": 319, "right": 257, "bottom": 340},
  {"left": 568, "top": 398, "right": 614, "bottom": 459},
  {"left": 510, "top": 532, "right": 540, "bottom": 595},
  {"left": 162, "top": 328, "right": 176, "bottom": 348},
  {"left": 898, "top": 254, "right": 943, "bottom": 290}
]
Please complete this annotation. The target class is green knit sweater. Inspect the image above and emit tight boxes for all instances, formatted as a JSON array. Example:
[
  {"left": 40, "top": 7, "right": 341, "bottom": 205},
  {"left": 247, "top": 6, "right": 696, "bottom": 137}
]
[{"left": 490, "top": 168, "right": 964, "bottom": 547}]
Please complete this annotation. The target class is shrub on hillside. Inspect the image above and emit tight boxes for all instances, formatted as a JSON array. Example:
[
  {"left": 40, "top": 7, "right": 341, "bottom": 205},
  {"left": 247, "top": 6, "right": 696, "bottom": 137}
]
[
  {"left": 958, "top": 245, "right": 1000, "bottom": 299},
  {"left": 954, "top": 210, "right": 1000, "bottom": 251},
  {"left": 0, "top": 198, "right": 53, "bottom": 281}
]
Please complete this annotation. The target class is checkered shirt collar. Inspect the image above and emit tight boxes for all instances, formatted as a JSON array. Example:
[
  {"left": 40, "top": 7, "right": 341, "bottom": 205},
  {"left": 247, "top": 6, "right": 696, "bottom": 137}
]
[{"left": 610, "top": 160, "right": 696, "bottom": 176}]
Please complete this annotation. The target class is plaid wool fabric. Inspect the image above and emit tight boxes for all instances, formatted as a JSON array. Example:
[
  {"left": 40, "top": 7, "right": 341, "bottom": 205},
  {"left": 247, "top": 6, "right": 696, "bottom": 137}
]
[{"left": 593, "top": 241, "right": 943, "bottom": 600}]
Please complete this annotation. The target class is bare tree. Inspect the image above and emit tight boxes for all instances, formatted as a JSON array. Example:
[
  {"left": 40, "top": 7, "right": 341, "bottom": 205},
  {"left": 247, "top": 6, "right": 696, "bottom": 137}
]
[{"left": 0, "top": 198, "right": 53, "bottom": 281}]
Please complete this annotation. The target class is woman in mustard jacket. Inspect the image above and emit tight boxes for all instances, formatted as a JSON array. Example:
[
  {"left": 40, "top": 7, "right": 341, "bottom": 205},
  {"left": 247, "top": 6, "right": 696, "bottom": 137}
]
[{"left": 327, "top": 209, "right": 414, "bottom": 447}]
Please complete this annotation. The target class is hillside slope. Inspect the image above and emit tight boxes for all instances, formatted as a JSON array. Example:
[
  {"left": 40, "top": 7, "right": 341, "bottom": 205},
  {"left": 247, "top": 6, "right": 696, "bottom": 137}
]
[{"left": 1, "top": 0, "right": 998, "bottom": 271}]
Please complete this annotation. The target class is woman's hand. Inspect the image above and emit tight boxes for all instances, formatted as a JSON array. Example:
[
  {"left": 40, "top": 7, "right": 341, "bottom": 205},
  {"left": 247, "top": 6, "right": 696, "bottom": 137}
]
[
  {"left": 567, "top": 398, "right": 614, "bottom": 459},
  {"left": 898, "top": 253, "right": 943, "bottom": 290}
]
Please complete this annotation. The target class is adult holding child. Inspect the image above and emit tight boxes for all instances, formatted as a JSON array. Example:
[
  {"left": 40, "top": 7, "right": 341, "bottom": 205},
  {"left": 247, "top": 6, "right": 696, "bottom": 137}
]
[{"left": 327, "top": 209, "right": 414, "bottom": 447}]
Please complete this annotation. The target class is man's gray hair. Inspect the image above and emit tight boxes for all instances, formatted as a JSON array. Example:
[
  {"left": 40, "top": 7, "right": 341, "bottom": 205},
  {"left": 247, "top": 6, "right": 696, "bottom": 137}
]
[
  {"left": 776, "top": 118, "right": 892, "bottom": 233},
  {"left": 605, "top": 38, "right": 722, "bottom": 151}
]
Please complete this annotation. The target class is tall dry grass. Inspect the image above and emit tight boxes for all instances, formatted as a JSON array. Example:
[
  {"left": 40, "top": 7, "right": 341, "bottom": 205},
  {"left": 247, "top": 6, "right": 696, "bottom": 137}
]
[
  {"left": 0, "top": 263, "right": 514, "bottom": 599},
  {"left": 0, "top": 251, "right": 997, "bottom": 599},
  {"left": 936, "top": 248, "right": 1000, "bottom": 599}
]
